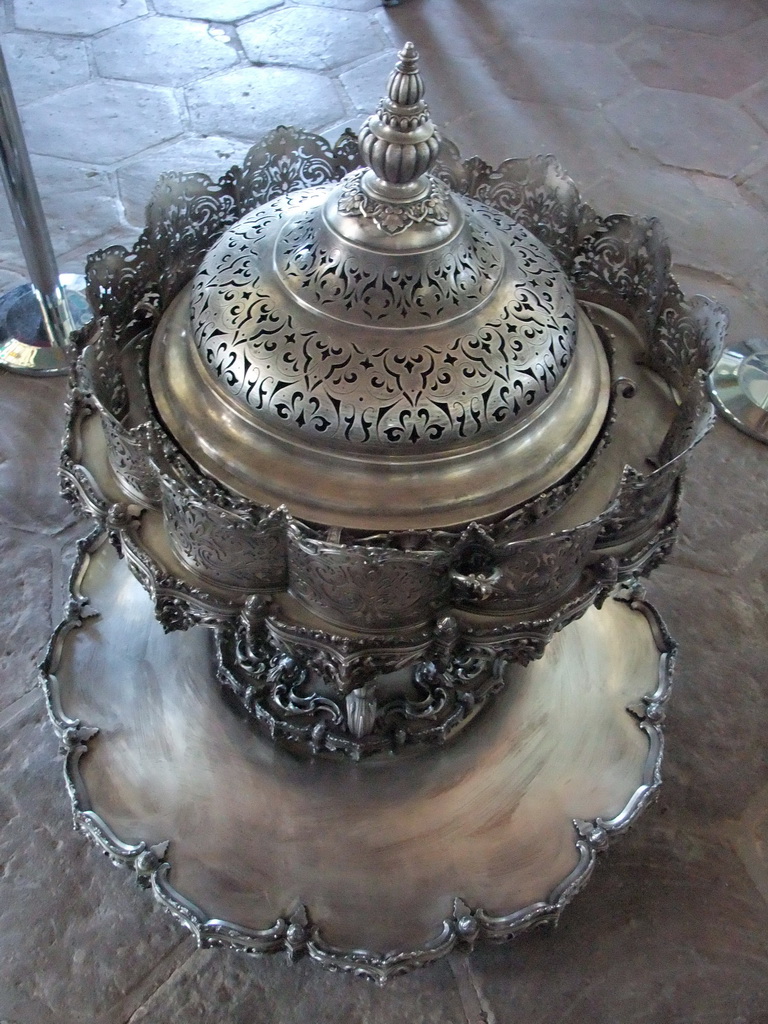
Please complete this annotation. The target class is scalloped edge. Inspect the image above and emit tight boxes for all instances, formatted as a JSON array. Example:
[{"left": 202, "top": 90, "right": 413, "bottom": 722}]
[{"left": 39, "top": 531, "right": 676, "bottom": 984}]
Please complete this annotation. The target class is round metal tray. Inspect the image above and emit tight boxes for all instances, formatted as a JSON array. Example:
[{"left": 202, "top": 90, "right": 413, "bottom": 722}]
[
  {"left": 42, "top": 530, "right": 675, "bottom": 983},
  {"left": 708, "top": 339, "right": 768, "bottom": 444}
]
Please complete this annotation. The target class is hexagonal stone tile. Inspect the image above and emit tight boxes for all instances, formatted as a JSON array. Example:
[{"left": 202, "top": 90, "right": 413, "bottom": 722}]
[
  {"left": 650, "top": 564, "right": 768, "bottom": 823},
  {"left": 345, "top": 39, "right": 634, "bottom": 118},
  {"left": 480, "top": 0, "right": 640, "bottom": 43},
  {"left": 340, "top": 50, "right": 404, "bottom": 112},
  {"left": 732, "top": 781, "right": 768, "bottom": 915},
  {"left": 666, "top": 409, "right": 768, "bottom": 580},
  {"left": 377, "top": 0, "right": 520, "bottom": 61},
  {"left": 492, "top": 38, "right": 637, "bottom": 109},
  {"left": 342, "top": 47, "right": 516, "bottom": 126},
  {"left": 443, "top": 102, "right": 653, "bottom": 193},
  {"left": 0, "top": 710, "right": 191, "bottom": 1024},
  {"left": 731, "top": 15, "right": 768, "bottom": 64},
  {"left": 0, "top": 375, "right": 76, "bottom": 537},
  {"left": 153, "top": 0, "right": 281, "bottom": 19},
  {"left": 2, "top": 32, "right": 90, "bottom": 106},
  {"left": 21, "top": 80, "right": 182, "bottom": 164},
  {"left": 470, "top": 818, "right": 768, "bottom": 1022},
  {"left": 0, "top": 240, "right": 24, "bottom": 275},
  {"left": 0, "top": 267, "right": 26, "bottom": 291},
  {"left": 186, "top": 66, "right": 345, "bottom": 140},
  {"left": 239, "top": 6, "right": 386, "bottom": 70},
  {"left": 0, "top": 155, "right": 122, "bottom": 256},
  {"left": 618, "top": 26, "right": 768, "bottom": 99},
  {"left": 576, "top": 163, "right": 768, "bottom": 283},
  {"left": 624, "top": 0, "right": 762, "bottom": 34},
  {"left": 13, "top": 0, "right": 148, "bottom": 35},
  {"left": 92, "top": 16, "right": 239, "bottom": 88},
  {"left": 605, "top": 88, "right": 768, "bottom": 177},
  {"left": 117, "top": 136, "right": 248, "bottom": 226}
]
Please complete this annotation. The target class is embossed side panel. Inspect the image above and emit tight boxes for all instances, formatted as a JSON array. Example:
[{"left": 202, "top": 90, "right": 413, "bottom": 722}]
[{"left": 287, "top": 527, "right": 451, "bottom": 630}]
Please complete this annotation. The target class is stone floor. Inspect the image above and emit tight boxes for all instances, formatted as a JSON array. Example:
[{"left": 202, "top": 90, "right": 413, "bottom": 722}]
[{"left": 1, "top": 0, "right": 768, "bottom": 1021}]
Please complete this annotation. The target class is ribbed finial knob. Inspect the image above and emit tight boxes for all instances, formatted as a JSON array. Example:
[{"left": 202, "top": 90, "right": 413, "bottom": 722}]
[{"left": 358, "top": 43, "right": 439, "bottom": 191}]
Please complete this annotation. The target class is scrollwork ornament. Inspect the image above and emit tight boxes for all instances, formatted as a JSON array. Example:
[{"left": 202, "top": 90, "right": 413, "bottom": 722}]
[
  {"left": 190, "top": 185, "right": 577, "bottom": 454},
  {"left": 216, "top": 609, "right": 508, "bottom": 757},
  {"left": 649, "top": 286, "right": 728, "bottom": 390},
  {"left": 277, "top": 205, "right": 503, "bottom": 324},
  {"left": 572, "top": 214, "right": 671, "bottom": 340},
  {"left": 62, "top": 110, "right": 710, "bottom": 766},
  {"left": 121, "top": 528, "right": 243, "bottom": 633},
  {"left": 434, "top": 146, "right": 583, "bottom": 272},
  {"left": 236, "top": 127, "right": 357, "bottom": 210},
  {"left": 161, "top": 482, "right": 288, "bottom": 593}
]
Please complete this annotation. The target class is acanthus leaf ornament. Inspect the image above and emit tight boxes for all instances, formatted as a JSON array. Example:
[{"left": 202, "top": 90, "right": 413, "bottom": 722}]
[{"left": 337, "top": 169, "right": 451, "bottom": 235}]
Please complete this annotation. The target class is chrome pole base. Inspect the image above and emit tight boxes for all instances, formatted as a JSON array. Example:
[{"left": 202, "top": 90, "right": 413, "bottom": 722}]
[
  {"left": 709, "top": 339, "right": 768, "bottom": 445},
  {"left": 0, "top": 273, "right": 90, "bottom": 376}
]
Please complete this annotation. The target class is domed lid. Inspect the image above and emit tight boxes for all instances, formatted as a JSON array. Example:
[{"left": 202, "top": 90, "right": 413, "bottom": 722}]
[{"left": 149, "top": 44, "right": 610, "bottom": 529}]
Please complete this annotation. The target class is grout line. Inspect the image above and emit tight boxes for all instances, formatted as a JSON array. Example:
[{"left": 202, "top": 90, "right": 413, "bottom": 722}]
[
  {"left": 0, "top": 685, "right": 42, "bottom": 732},
  {"left": 449, "top": 952, "right": 498, "bottom": 1024},
  {"left": 732, "top": 831, "right": 768, "bottom": 914},
  {"left": 109, "top": 936, "right": 197, "bottom": 1024},
  {"left": 729, "top": 783, "right": 768, "bottom": 914}
]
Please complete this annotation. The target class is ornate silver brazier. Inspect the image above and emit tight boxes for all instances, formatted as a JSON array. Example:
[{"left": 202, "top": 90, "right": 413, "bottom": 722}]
[
  {"left": 48, "top": 44, "right": 726, "bottom": 977},
  {"left": 62, "top": 45, "right": 723, "bottom": 759}
]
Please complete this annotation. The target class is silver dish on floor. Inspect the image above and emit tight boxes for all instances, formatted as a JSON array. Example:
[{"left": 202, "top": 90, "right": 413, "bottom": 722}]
[
  {"left": 42, "top": 42, "right": 726, "bottom": 978},
  {"left": 42, "top": 530, "right": 674, "bottom": 983}
]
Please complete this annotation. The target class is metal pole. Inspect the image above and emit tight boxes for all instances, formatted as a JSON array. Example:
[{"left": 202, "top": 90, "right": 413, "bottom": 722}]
[{"left": 0, "top": 41, "right": 79, "bottom": 374}]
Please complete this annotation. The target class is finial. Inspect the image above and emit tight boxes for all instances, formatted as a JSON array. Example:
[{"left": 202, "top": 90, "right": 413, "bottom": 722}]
[{"left": 358, "top": 43, "right": 440, "bottom": 196}]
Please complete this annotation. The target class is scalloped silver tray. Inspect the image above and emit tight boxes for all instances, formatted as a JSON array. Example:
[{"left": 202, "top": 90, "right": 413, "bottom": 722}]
[{"left": 41, "top": 530, "right": 675, "bottom": 983}]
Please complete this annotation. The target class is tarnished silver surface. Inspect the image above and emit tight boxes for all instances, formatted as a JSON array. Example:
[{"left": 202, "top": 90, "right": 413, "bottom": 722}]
[
  {"left": 62, "top": 306, "right": 709, "bottom": 753},
  {"left": 151, "top": 292, "right": 607, "bottom": 528},
  {"left": 155, "top": 434, "right": 288, "bottom": 594},
  {"left": 708, "top": 339, "right": 768, "bottom": 445},
  {"left": 157, "top": 45, "right": 600, "bottom": 528},
  {"left": 68, "top": 318, "right": 160, "bottom": 509},
  {"left": 356, "top": 42, "right": 440, "bottom": 204},
  {"left": 286, "top": 525, "right": 451, "bottom": 631},
  {"left": 64, "top": 305, "right": 703, "bottom": 605},
  {"left": 58, "top": 47, "right": 725, "bottom": 757},
  {"left": 189, "top": 194, "right": 577, "bottom": 454},
  {"left": 449, "top": 515, "right": 608, "bottom": 613},
  {"left": 217, "top": 561, "right": 617, "bottom": 758},
  {"left": 597, "top": 372, "right": 715, "bottom": 549},
  {"left": 40, "top": 531, "right": 675, "bottom": 981}
]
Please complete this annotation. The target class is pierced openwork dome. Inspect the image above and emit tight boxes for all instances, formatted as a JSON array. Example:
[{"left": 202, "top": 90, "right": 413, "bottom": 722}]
[{"left": 150, "top": 44, "right": 609, "bottom": 529}]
